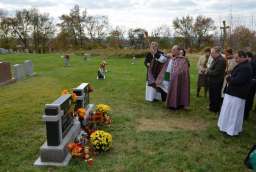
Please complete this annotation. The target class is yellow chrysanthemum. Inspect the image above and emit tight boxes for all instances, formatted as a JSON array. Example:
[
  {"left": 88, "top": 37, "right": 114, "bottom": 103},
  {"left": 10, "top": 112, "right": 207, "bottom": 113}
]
[
  {"left": 90, "top": 130, "right": 112, "bottom": 152},
  {"left": 96, "top": 104, "right": 111, "bottom": 114}
]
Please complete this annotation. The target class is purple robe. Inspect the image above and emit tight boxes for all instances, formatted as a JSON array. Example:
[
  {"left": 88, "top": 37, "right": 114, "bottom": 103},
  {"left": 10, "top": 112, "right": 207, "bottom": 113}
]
[
  {"left": 156, "top": 59, "right": 171, "bottom": 86},
  {"left": 166, "top": 57, "right": 190, "bottom": 108},
  {"left": 147, "top": 58, "right": 165, "bottom": 86}
]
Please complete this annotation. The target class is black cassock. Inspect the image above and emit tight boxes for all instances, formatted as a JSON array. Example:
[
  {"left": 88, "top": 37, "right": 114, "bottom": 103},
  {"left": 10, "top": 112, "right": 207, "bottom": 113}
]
[
  {"left": 144, "top": 50, "right": 164, "bottom": 82},
  {"left": 144, "top": 50, "right": 167, "bottom": 101}
]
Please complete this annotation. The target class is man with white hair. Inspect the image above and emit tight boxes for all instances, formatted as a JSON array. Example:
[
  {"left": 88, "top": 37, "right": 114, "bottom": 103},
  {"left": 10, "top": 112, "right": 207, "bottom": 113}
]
[
  {"left": 164, "top": 45, "right": 190, "bottom": 109},
  {"left": 207, "top": 46, "right": 226, "bottom": 113}
]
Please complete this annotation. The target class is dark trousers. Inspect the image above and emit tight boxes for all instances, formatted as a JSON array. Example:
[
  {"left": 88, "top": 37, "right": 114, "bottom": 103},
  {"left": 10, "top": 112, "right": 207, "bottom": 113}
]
[
  {"left": 209, "top": 80, "right": 223, "bottom": 113},
  {"left": 157, "top": 87, "right": 167, "bottom": 102},
  {"left": 244, "top": 83, "right": 256, "bottom": 120}
]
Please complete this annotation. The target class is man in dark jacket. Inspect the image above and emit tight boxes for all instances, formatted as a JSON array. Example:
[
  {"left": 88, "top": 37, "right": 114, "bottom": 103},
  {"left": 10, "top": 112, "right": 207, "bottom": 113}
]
[{"left": 207, "top": 46, "right": 226, "bottom": 113}]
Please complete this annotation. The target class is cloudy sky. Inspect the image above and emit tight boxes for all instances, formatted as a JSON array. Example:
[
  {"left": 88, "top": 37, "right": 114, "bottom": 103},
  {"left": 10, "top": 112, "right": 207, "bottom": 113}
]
[{"left": 0, "top": 0, "right": 256, "bottom": 32}]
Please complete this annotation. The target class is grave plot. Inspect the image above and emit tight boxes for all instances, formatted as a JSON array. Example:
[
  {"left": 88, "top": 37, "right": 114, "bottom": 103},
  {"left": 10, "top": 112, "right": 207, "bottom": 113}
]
[{"left": 34, "top": 83, "right": 113, "bottom": 168}]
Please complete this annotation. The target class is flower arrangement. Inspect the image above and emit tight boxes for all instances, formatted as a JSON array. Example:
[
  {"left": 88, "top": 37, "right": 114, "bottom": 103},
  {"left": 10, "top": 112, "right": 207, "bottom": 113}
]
[
  {"left": 67, "top": 130, "right": 94, "bottom": 167},
  {"left": 90, "top": 130, "right": 112, "bottom": 152},
  {"left": 61, "top": 89, "right": 77, "bottom": 102},
  {"left": 77, "top": 108, "right": 86, "bottom": 119},
  {"left": 96, "top": 104, "right": 111, "bottom": 114},
  {"left": 90, "top": 104, "right": 112, "bottom": 125},
  {"left": 62, "top": 85, "right": 113, "bottom": 167},
  {"left": 67, "top": 143, "right": 83, "bottom": 157}
]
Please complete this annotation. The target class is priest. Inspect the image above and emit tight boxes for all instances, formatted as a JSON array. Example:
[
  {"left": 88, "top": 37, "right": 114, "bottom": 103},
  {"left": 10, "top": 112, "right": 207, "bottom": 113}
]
[
  {"left": 165, "top": 45, "right": 190, "bottom": 109},
  {"left": 145, "top": 42, "right": 167, "bottom": 102}
]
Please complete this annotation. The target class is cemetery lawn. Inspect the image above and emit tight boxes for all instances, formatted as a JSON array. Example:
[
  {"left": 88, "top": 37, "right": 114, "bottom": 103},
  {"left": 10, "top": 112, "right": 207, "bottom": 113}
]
[{"left": 0, "top": 53, "right": 255, "bottom": 172}]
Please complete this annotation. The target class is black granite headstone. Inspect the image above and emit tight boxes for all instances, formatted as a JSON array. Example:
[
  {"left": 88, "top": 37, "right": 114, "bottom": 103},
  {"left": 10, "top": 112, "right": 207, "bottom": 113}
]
[
  {"left": 73, "top": 83, "right": 89, "bottom": 111},
  {"left": 44, "top": 94, "right": 73, "bottom": 146}
]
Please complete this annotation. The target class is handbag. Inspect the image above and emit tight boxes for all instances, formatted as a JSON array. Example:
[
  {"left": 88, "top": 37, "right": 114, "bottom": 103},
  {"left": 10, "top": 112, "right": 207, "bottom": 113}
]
[{"left": 245, "top": 145, "right": 256, "bottom": 170}]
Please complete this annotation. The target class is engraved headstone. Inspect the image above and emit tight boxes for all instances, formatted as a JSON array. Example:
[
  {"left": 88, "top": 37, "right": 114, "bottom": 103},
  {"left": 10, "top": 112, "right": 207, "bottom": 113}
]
[
  {"left": 34, "top": 94, "right": 80, "bottom": 166},
  {"left": 13, "top": 64, "right": 26, "bottom": 80},
  {"left": 34, "top": 84, "right": 96, "bottom": 167},
  {"left": 24, "top": 60, "right": 35, "bottom": 76},
  {"left": 0, "top": 62, "right": 15, "bottom": 85},
  {"left": 73, "top": 83, "right": 90, "bottom": 111},
  {"left": 64, "top": 54, "right": 70, "bottom": 67}
]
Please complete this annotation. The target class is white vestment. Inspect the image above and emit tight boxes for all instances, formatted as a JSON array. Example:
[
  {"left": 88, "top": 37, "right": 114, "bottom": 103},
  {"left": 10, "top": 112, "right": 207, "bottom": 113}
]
[
  {"left": 145, "top": 82, "right": 162, "bottom": 102},
  {"left": 159, "top": 59, "right": 173, "bottom": 93},
  {"left": 218, "top": 94, "right": 245, "bottom": 136}
]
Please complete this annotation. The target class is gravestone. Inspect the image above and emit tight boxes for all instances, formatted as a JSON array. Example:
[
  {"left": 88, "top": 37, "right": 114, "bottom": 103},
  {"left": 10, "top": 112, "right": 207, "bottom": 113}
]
[
  {"left": 0, "top": 62, "right": 15, "bottom": 86},
  {"left": 73, "top": 83, "right": 95, "bottom": 126},
  {"left": 131, "top": 56, "right": 136, "bottom": 64},
  {"left": 13, "top": 64, "right": 26, "bottom": 81},
  {"left": 34, "top": 94, "right": 80, "bottom": 167},
  {"left": 73, "top": 83, "right": 90, "bottom": 111},
  {"left": 24, "top": 60, "right": 35, "bottom": 76},
  {"left": 64, "top": 55, "right": 70, "bottom": 67},
  {"left": 0, "top": 48, "right": 8, "bottom": 54},
  {"left": 83, "top": 53, "right": 90, "bottom": 61}
]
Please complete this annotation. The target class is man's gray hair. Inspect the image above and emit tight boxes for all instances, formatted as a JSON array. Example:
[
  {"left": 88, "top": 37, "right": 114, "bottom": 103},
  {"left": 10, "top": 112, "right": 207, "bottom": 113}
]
[{"left": 172, "top": 45, "right": 181, "bottom": 50}]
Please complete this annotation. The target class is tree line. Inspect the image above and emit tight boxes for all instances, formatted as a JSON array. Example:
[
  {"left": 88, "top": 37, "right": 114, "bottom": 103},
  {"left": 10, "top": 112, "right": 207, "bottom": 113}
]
[{"left": 0, "top": 5, "right": 255, "bottom": 53}]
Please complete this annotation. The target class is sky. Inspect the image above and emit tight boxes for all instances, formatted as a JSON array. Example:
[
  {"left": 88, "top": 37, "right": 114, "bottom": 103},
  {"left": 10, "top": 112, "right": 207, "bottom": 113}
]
[{"left": 0, "top": 0, "right": 256, "bottom": 33}]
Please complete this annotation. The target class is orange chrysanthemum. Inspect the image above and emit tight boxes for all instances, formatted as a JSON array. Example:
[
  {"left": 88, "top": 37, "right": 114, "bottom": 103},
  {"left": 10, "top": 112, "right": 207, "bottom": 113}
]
[{"left": 78, "top": 108, "right": 86, "bottom": 119}]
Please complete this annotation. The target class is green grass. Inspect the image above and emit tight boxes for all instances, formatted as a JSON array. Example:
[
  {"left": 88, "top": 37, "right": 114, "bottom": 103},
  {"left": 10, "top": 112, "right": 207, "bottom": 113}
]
[{"left": 0, "top": 53, "right": 255, "bottom": 172}]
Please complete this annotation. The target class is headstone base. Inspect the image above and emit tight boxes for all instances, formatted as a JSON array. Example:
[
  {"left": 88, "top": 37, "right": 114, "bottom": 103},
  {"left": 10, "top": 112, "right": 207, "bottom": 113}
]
[
  {"left": 34, "top": 120, "right": 80, "bottom": 167},
  {"left": 34, "top": 153, "right": 71, "bottom": 167},
  {"left": 0, "top": 78, "right": 16, "bottom": 86},
  {"left": 29, "top": 72, "right": 37, "bottom": 77}
]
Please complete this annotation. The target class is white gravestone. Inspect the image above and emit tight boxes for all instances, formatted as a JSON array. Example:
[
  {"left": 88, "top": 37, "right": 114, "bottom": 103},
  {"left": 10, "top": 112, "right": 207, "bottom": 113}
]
[
  {"left": 24, "top": 60, "right": 35, "bottom": 76},
  {"left": 13, "top": 64, "right": 26, "bottom": 80}
]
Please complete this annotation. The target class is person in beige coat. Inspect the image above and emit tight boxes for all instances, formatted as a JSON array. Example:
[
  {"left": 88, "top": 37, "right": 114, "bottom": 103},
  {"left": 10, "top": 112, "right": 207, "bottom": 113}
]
[
  {"left": 221, "top": 48, "right": 237, "bottom": 98},
  {"left": 197, "top": 48, "right": 211, "bottom": 97}
]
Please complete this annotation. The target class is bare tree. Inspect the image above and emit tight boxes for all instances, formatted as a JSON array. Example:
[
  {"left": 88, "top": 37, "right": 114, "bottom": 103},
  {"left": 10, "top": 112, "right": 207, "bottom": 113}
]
[
  {"left": 193, "top": 16, "right": 215, "bottom": 48},
  {"left": 69, "top": 5, "right": 86, "bottom": 48},
  {"left": 85, "top": 15, "right": 109, "bottom": 42},
  {"left": 0, "top": 16, "right": 14, "bottom": 48},
  {"left": 10, "top": 9, "right": 31, "bottom": 50},
  {"left": 173, "top": 16, "right": 193, "bottom": 48},
  {"left": 58, "top": 5, "right": 87, "bottom": 48},
  {"left": 128, "top": 28, "right": 147, "bottom": 49},
  {"left": 152, "top": 25, "right": 171, "bottom": 38},
  {"left": 230, "top": 26, "right": 256, "bottom": 50}
]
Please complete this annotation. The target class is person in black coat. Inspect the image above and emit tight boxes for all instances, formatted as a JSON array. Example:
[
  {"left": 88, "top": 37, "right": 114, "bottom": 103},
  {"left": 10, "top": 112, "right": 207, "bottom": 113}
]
[
  {"left": 144, "top": 42, "right": 166, "bottom": 102},
  {"left": 244, "top": 52, "right": 256, "bottom": 120},
  {"left": 225, "top": 52, "right": 253, "bottom": 100},
  {"left": 144, "top": 42, "right": 164, "bottom": 81},
  {"left": 207, "top": 47, "right": 226, "bottom": 113},
  {"left": 218, "top": 50, "right": 253, "bottom": 136}
]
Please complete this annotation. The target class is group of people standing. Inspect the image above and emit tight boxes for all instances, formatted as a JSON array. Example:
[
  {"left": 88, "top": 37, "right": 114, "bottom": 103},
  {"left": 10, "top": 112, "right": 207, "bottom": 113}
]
[
  {"left": 145, "top": 42, "right": 256, "bottom": 137},
  {"left": 145, "top": 42, "right": 190, "bottom": 110},
  {"left": 197, "top": 46, "right": 256, "bottom": 136}
]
